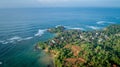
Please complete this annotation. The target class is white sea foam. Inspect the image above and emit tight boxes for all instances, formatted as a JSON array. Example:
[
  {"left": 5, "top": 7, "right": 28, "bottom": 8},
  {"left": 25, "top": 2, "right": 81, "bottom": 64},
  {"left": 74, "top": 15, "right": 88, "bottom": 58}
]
[
  {"left": 0, "top": 40, "right": 5, "bottom": 44},
  {"left": 0, "top": 36, "right": 34, "bottom": 44},
  {"left": 8, "top": 36, "right": 22, "bottom": 41},
  {"left": 0, "top": 29, "right": 46, "bottom": 44},
  {"left": 87, "top": 26, "right": 100, "bottom": 30},
  {"left": 2, "top": 42, "right": 9, "bottom": 44},
  {"left": 64, "top": 26, "right": 85, "bottom": 30},
  {"left": 9, "top": 40, "right": 14, "bottom": 43},
  {"left": 0, "top": 40, "right": 4, "bottom": 43},
  {"left": 69, "top": 27, "right": 85, "bottom": 30},
  {"left": 9, "top": 36, "right": 34, "bottom": 41},
  {"left": 55, "top": 25, "right": 62, "bottom": 28},
  {"left": 0, "top": 61, "right": 2, "bottom": 65},
  {"left": 96, "top": 21, "right": 115, "bottom": 25},
  {"left": 96, "top": 21, "right": 106, "bottom": 24},
  {"left": 24, "top": 37, "right": 33, "bottom": 40},
  {"left": 0, "top": 29, "right": 47, "bottom": 44},
  {"left": 0, "top": 40, "right": 9, "bottom": 44},
  {"left": 35, "top": 29, "right": 46, "bottom": 37}
]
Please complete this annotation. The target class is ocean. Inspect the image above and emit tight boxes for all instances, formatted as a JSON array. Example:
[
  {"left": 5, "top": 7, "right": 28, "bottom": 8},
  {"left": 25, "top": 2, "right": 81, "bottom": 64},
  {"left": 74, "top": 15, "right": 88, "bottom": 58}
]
[{"left": 0, "top": 7, "right": 120, "bottom": 67}]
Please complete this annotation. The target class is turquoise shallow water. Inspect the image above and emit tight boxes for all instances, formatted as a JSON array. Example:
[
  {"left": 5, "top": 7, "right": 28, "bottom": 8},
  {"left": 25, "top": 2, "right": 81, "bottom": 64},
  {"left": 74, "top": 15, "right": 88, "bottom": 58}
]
[
  {"left": 0, "top": 32, "right": 54, "bottom": 67},
  {"left": 0, "top": 8, "right": 120, "bottom": 67}
]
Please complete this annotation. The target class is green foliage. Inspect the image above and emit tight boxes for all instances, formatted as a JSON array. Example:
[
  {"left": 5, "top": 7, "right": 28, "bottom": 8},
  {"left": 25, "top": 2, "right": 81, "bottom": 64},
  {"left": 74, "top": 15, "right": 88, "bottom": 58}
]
[
  {"left": 48, "top": 26, "right": 65, "bottom": 33},
  {"left": 37, "top": 24, "right": 120, "bottom": 67},
  {"left": 103, "top": 24, "right": 120, "bottom": 36},
  {"left": 38, "top": 42, "right": 46, "bottom": 49}
]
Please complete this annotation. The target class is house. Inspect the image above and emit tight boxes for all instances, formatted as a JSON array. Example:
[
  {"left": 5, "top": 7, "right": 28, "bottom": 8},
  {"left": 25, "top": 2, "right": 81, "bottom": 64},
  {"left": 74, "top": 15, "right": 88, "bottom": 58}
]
[{"left": 52, "top": 40, "right": 56, "bottom": 43}]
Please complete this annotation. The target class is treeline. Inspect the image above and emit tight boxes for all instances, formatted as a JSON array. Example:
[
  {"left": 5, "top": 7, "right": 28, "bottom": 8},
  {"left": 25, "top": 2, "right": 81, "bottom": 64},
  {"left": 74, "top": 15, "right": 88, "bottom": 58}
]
[{"left": 37, "top": 24, "right": 120, "bottom": 67}]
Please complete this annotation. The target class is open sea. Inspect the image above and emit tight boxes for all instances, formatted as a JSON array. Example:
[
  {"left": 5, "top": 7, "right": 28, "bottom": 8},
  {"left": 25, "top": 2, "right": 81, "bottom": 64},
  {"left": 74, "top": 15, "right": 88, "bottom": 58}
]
[{"left": 0, "top": 7, "right": 120, "bottom": 67}]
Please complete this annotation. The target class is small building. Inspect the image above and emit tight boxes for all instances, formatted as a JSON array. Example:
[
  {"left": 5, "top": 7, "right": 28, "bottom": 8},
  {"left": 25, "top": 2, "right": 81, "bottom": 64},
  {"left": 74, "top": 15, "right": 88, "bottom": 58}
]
[{"left": 52, "top": 40, "right": 56, "bottom": 43}]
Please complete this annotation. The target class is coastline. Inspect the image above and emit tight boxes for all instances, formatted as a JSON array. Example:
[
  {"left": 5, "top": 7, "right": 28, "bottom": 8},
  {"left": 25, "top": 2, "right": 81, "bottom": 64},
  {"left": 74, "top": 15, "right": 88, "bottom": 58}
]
[
  {"left": 35, "top": 43, "right": 56, "bottom": 67},
  {"left": 0, "top": 7, "right": 120, "bottom": 67},
  {"left": 36, "top": 24, "right": 120, "bottom": 67}
]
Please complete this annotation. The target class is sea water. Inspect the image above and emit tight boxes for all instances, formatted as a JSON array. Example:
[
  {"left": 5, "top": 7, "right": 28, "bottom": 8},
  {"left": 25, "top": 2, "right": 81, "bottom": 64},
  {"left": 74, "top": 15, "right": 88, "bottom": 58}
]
[{"left": 0, "top": 7, "right": 120, "bottom": 67}]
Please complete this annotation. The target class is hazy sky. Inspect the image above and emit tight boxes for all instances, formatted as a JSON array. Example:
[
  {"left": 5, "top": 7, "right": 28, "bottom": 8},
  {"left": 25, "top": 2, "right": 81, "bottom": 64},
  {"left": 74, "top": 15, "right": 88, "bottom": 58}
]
[{"left": 0, "top": 0, "right": 120, "bottom": 8}]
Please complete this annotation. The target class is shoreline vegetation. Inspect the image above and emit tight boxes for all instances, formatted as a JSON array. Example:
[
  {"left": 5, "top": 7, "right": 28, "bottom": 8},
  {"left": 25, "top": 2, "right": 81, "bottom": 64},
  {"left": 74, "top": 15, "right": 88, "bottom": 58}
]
[{"left": 35, "top": 24, "right": 120, "bottom": 67}]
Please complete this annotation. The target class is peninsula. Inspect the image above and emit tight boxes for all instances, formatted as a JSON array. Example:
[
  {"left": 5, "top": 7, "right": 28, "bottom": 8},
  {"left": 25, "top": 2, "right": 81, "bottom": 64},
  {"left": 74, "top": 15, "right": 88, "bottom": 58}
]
[{"left": 36, "top": 24, "right": 120, "bottom": 67}]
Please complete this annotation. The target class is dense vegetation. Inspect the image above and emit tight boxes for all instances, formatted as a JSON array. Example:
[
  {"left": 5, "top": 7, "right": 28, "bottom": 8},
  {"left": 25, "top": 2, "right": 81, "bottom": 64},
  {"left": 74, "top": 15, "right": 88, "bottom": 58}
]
[
  {"left": 37, "top": 24, "right": 120, "bottom": 67},
  {"left": 47, "top": 26, "right": 65, "bottom": 33}
]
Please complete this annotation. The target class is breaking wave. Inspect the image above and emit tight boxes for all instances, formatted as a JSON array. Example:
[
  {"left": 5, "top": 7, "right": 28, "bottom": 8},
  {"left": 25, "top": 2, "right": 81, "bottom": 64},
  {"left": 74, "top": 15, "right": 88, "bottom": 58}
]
[
  {"left": 24, "top": 37, "right": 33, "bottom": 40},
  {"left": 55, "top": 25, "right": 62, "bottom": 28},
  {"left": 0, "top": 28, "right": 47, "bottom": 44},
  {"left": 8, "top": 36, "right": 23, "bottom": 42},
  {"left": 96, "top": 21, "right": 115, "bottom": 25},
  {"left": 34, "top": 29, "right": 46, "bottom": 37},
  {"left": 64, "top": 26, "right": 85, "bottom": 30},
  {"left": 0, "top": 36, "right": 33, "bottom": 44},
  {"left": 0, "top": 40, "right": 9, "bottom": 44},
  {"left": 87, "top": 25, "right": 100, "bottom": 30}
]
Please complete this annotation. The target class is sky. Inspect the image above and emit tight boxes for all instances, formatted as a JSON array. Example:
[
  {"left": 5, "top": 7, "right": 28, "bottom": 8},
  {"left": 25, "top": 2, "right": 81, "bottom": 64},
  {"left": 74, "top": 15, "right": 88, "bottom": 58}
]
[{"left": 0, "top": 0, "right": 120, "bottom": 8}]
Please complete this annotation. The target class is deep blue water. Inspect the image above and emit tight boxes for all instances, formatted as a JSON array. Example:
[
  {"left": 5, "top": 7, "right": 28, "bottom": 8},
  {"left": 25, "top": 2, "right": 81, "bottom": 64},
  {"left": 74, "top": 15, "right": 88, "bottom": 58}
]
[{"left": 0, "top": 8, "right": 120, "bottom": 67}]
